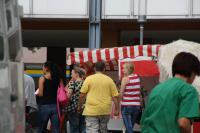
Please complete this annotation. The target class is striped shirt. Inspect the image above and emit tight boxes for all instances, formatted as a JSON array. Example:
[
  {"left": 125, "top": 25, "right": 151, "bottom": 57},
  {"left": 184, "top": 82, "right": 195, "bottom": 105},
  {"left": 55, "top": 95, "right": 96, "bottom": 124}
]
[{"left": 121, "top": 74, "right": 141, "bottom": 106}]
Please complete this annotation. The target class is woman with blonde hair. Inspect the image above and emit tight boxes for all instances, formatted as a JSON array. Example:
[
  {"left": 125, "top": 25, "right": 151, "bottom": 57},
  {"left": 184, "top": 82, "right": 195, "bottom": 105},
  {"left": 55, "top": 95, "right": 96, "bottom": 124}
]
[
  {"left": 64, "top": 66, "right": 86, "bottom": 133},
  {"left": 120, "top": 62, "right": 141, "bottom": 133}
]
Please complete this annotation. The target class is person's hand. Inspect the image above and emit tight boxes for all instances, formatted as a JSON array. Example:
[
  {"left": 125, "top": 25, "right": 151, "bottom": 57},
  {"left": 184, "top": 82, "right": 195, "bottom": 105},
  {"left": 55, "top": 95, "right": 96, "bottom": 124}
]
[
  {"left": 35, "top": 88, "right": 39, "bottom": 95},
  {"left": 77, "top": 106, "right": 83, "bottom": 114},
  {"left": 119, "top": 94, "right": 123, "bottom": 100},
  {"left": 114, "top": 108, "right": 119, "bottom": 116},
  {"left": 140, "top": 99, "right": 144, "bottom": 108}
]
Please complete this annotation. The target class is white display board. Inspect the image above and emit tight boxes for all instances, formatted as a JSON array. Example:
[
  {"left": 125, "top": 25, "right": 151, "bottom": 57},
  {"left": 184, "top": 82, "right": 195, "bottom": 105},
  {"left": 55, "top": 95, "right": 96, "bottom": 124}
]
[
  {"left": 22, "top": 47, "right": 47, "bottom": 63},
  {"left": 18, "top": 0, "right": 30, "bottom": 14},
  {"left": 193, "top": 0, "right": 200, "bottom": 15},
  {"left": 0, "top": 67, "right": 9, "bottom": 89},
  {"left": 33, "top": 0, "right": 87, "bottom": 15},
  {"left": 134, "top": 0, "right": 188, "bottom": 16},
  {"left": 104, "top": 0, "right": 131, "bottom": 16}
]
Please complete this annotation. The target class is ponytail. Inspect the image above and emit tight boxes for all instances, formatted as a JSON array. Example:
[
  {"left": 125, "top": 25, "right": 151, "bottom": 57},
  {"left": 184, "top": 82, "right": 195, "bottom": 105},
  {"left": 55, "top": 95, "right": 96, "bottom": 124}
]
[{"left": 51, "top": 63, "right": 61, "bottom": 86}]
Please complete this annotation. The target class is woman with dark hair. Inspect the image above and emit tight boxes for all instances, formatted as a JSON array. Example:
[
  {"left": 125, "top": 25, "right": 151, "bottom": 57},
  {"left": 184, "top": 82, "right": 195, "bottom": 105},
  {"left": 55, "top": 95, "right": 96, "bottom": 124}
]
[{"left": 37, "top": 61, "right": 62, "bottom": 133}]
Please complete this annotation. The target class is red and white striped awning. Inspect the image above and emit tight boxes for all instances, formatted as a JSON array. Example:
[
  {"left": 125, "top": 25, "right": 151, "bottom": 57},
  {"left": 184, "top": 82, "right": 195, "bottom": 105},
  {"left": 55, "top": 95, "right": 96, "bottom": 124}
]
[
  {"left": 67, "top": 45, "right": 161, "bottom": 65},
  {"left": 67, "top": 45, "right": 161, "bottom": 72}
]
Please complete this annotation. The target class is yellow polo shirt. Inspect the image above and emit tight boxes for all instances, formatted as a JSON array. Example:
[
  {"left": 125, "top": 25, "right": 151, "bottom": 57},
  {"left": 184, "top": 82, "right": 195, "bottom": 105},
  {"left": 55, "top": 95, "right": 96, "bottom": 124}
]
[{"left": 80, "top": 73, "right": 119, "bottom": 116}]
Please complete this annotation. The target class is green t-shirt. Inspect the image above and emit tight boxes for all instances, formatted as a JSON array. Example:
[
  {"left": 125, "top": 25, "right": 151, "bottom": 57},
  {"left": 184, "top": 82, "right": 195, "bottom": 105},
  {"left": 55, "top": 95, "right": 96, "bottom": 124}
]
[{"left": 141, "top": 77, "right": 200, "bottom": 133}]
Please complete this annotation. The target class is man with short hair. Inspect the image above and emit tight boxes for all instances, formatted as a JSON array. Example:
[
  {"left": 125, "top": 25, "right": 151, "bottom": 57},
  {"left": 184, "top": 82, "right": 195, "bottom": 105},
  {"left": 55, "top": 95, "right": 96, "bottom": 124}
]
[
  {"left": 78, "top": 61, "right": 119, "bottom": 133},
  {"left": 141, "top": 52, "right": 200, "bottom": 133}
]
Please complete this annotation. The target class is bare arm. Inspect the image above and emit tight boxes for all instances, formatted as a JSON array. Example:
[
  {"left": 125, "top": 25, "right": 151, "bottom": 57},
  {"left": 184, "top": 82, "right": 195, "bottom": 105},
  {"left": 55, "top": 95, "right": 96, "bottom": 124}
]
[
  {"left": 65, "top": 81, "right": 73, "bottom": 98},
  {"left": 112, "top": 96, "right": 120, "bottom": 116},
  {"left": 178, "top": 117, "right": 191, "bottom": 133},
  {"left": 37, "top": 76, "right": 45, "bottom": 96},
  {"left": 120, "top": 77, "right": 128, "bottom": 99},
  {"left": 67, "top": 89, "right": 73, "bottom": 98},
  {"left": 77, "top": 92, "right": 87, "bottom": 112}
]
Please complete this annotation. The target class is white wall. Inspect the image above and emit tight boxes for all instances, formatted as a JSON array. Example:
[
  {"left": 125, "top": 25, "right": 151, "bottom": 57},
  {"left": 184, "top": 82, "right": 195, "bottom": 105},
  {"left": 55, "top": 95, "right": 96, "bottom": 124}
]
[
  {"left": 193, "top": 0, "right": 200, "bottom": 15},
  {"left": 18, "top": 0, "right": 30, "bottom": 14},
  {"left": 104, "top": 0, "right": 131, "bottom": 16},
  {"left": 18, "top": 0, "right": 200, "bottom": 18},
  {"left": 18, "top": 0, "right": 88, "bottom": 17},
  {"left": 33, "top": 0, "right": 87, "bottom": 15},
  {"left": 134, "top": 0, "right": 188, "bottom": 16}
]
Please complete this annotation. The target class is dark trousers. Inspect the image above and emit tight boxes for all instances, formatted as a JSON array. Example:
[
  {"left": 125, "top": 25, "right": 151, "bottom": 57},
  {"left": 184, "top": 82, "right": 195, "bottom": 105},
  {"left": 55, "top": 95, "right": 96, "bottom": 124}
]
[{"left": 68, "top": 112, "right": 86, "bottom": 133}]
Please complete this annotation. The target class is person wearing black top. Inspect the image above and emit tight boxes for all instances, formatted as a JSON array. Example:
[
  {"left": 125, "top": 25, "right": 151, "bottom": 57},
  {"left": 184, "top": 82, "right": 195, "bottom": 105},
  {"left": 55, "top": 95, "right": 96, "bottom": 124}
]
[{"left": 37, "top": 61, "right": 62, "bottom": 133}]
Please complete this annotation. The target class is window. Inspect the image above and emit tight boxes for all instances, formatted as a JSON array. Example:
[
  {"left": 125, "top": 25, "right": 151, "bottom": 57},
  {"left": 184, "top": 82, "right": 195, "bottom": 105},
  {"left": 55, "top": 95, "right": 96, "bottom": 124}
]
[
  {"left": 193, "top": 0, "right": 200, "bottom": 15},
  {"left": 5, "top": 0, "right": 11, "bottom": 4},
  {"left": 33, "top": 0, "right": 87, "bottom": 15},
  {"left": 18, "top": 0, "right": 31, "bottom": 14},
  {"left": 104, "top": 0, "right": 131, "bottom": 16},
  {"left": 0, "top": 36, "right": 4, "bottom": 60},
  {"left": 8, "top": 31, "right": 21, "bottom": 61},
  {"left": 6, "top": 9, "right": 12, "bottom": 31},
  {"left": 0, "top": 5, "right": 4, "bottom": 60},
  {"left": 134, "top": 0, "right": 188, "bottom": 16}
]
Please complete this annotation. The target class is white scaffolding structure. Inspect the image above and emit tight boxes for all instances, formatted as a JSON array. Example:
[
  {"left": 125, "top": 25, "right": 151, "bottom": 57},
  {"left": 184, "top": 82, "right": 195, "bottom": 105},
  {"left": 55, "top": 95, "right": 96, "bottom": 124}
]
[{"left": 0, "top": 0, "right": 24, "bottom": 132}]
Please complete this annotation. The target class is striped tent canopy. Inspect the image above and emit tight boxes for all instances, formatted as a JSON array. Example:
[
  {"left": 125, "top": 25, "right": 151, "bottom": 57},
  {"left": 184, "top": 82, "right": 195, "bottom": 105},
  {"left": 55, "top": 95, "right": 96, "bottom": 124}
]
[{"left": 67, "top": 45, "right": 161, "bottom": 72}]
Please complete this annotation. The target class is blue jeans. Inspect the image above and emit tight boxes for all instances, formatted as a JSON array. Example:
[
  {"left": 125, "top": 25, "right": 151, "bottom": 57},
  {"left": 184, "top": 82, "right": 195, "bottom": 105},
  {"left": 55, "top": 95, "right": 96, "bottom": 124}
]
[
  {"left": 68, "top": 112, "right": 86, "bottom": 133},
  {"left": 121, "top": 106, "right": 140, "bottom": 133},
  {"left": 38, "top": 104, "right": 60, "bottom": 133}
]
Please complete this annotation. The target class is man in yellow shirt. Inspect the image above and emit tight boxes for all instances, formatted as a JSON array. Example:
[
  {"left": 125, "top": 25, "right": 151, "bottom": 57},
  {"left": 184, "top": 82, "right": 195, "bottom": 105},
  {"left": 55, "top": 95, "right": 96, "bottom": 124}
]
[{"left": 78, "top": 61, "right": 119, "bottom": 133}]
